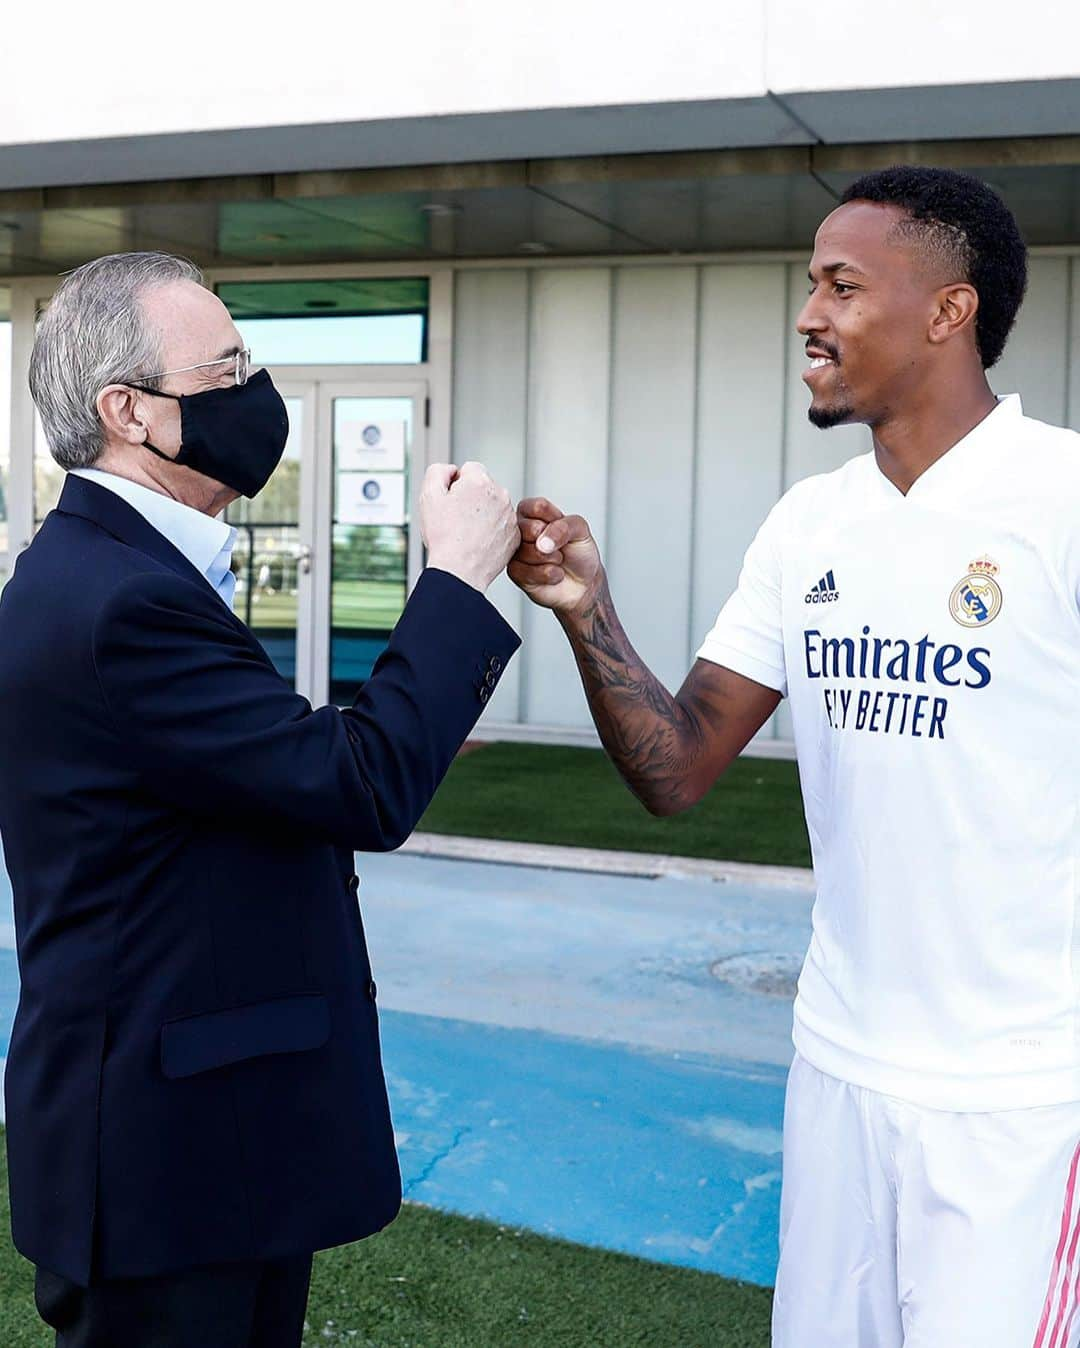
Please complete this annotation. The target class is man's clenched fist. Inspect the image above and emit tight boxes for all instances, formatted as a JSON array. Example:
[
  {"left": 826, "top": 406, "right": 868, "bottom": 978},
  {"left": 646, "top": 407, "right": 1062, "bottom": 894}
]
[
  {"left": 507, "top": 497, "right": 604, "bottom": 614},
  {"left": 420, "top": 462, "right": 520, "bottom": 594}
]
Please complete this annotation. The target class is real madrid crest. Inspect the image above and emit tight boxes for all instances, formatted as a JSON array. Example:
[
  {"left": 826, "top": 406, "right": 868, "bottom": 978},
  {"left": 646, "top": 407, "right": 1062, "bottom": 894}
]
[{"left": 949, "top": 557, "right": 1003, "bottom": 627}]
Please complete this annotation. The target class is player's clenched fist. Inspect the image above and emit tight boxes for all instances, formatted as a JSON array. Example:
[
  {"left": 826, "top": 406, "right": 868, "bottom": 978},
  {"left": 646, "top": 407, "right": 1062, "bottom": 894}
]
[
  {"left": 421, "top": 461, "right": 520, "bottom": 593},
  {"left": 508, "top": 497, "right": 604, "bottom": 614}
]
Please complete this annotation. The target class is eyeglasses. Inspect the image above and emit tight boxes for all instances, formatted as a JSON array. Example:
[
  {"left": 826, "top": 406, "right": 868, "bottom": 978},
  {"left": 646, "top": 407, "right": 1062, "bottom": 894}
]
[{"left": 137, "top": 347, "right": 251, "bottom": 388}]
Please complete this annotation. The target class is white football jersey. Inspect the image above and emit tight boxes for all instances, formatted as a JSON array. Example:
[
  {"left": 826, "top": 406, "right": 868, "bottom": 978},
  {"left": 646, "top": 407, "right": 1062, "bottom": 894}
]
[{"left": 699, "top": 396, "right": 1080, "bottom": 1110}]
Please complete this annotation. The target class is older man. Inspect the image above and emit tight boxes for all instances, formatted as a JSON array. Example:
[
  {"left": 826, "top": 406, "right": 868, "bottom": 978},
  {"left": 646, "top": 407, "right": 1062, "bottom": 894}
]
[{"left": 0, "top": 252, "right": 521, "bottom": 1348}]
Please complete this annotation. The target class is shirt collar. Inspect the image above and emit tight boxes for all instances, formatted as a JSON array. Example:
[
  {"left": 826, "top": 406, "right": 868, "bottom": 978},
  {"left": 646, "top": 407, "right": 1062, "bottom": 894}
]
[
  {"left": 932, "top": 392, "right": 1024, "bottom": 470},
  {"left": 70, "top": 468, "right": 237, "bottom": 584},
  {"left": 869, "top": 393, "right": 1023, "bottom": 501},
  {"left": 980, "top": 392, "right": 1023, "bottom": 428}
]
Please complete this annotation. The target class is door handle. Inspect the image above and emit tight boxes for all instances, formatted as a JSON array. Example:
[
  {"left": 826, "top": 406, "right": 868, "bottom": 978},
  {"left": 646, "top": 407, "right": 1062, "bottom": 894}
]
[{"left": 297, "top": 544, "right": 313, "bottom": 575}]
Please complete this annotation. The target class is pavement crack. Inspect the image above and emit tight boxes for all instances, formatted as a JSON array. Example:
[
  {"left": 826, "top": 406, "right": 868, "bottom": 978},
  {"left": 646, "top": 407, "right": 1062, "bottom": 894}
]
[{"left": 403, "top": 1125, "right": 472, "bottom": 1197}]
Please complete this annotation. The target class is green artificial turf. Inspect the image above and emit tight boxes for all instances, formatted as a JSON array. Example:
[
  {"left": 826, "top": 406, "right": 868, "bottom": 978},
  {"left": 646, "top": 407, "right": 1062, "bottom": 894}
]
[
  {"left": 420, "top": 744, "right": 812, "bottom": 869},
  {"left": 0, "top": 1131, "right": 772, "bottom": 1347}
]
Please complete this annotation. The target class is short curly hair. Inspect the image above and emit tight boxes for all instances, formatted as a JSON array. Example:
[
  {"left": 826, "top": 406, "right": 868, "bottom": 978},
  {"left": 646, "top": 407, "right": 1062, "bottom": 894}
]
[{"left": 840, "top": 166, "right": 1027, "bottom": 369}]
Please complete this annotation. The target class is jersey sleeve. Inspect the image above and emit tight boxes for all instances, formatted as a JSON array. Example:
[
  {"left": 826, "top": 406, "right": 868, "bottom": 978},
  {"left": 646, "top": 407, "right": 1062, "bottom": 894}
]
[{"left": 696, "top": 496, "right": 788, "bottom": 696}]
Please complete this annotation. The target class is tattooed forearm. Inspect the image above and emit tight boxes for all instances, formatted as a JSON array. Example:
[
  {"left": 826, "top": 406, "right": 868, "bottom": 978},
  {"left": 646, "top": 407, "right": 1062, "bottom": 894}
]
[{"left": 558, "top": 581, "right": 712, "bottom": 814}]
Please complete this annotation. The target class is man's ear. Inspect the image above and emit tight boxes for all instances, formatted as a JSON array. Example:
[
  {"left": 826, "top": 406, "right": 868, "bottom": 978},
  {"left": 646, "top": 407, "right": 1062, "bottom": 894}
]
[
  {"left": 928, "top": 283, "right": 980, "bottom": 348},
  {"left": 97, "top": 384, "right": 150, "bottom": 447}
]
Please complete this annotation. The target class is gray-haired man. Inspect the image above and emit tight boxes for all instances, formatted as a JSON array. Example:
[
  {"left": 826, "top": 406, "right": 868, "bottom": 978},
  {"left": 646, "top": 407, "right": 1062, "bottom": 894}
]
[{"left": 0, "top": 253, "right": 520, "bottom": 1347}]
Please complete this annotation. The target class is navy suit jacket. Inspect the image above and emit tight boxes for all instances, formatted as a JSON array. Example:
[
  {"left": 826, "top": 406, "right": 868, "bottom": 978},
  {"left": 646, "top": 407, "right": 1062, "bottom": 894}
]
[{"left": 0, "top": 473, "right": 519, "bottom": 1284}]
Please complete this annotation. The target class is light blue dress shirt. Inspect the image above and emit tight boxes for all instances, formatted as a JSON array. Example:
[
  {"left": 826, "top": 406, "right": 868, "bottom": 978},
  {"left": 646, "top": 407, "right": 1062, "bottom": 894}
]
[{"left": 70, "top": 468, "right": 238, "bottom": 609}]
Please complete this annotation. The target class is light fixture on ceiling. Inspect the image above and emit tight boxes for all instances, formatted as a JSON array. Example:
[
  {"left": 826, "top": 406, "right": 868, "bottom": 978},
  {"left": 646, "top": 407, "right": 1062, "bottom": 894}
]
[
  {"left": 419, "top": 203, "right": 463, "bottom": 217},
  {"left": 518, "top": 241, "right": 553, "bottom": 254}
]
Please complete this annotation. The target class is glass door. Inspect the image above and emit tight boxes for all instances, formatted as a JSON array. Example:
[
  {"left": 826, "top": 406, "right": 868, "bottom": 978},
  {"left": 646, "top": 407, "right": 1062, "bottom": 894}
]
[
  {"left": 314, "top": 381, "right": 427, "bottom": 706},
  {"left": 224, "top": 380, "right": 316, "bottom": 696},
  {"left": 224, "top": 374, "right": 426, "bottom": 708}
]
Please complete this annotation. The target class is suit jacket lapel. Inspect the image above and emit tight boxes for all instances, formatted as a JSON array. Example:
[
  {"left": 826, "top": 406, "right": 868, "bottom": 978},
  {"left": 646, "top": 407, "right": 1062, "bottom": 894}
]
[
  {"left": 57, "top": 474, "right": 213, "bottom": 587},
  {"left": 55, "top": 473, "right": 277, "bottom": 668}
]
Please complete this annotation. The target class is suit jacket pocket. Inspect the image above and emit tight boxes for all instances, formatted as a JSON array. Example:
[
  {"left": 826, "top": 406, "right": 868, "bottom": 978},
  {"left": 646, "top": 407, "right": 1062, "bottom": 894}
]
[{"left": 160, "top": 993, "right": 330, "bottom": 1079}]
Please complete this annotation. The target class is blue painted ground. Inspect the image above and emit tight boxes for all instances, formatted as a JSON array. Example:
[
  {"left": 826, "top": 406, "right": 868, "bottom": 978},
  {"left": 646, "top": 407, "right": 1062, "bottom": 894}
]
[
  {"left": 384, "top": 1012, "right": 786, "bottom": 1282},
  {"left": 0, "top": 844, "right": 813, "bottom": 1287}
]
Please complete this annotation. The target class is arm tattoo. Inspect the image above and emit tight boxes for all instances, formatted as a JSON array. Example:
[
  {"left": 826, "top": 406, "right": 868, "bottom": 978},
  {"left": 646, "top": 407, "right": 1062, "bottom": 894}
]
[{"left": 559, "top": 582, "right": 714, "bottom": 813}]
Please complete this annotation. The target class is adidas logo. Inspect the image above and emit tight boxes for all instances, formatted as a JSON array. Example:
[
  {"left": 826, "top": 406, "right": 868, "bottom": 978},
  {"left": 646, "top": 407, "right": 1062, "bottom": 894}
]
[{"left": 805, "top": 570, "right": 840, "bottom": 604}]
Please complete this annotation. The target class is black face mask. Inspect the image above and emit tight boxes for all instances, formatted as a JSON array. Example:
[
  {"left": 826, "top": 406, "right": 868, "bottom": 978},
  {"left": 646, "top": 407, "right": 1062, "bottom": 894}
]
[{"left": 125, "top": 368, "right": 289, "bottom": 498}]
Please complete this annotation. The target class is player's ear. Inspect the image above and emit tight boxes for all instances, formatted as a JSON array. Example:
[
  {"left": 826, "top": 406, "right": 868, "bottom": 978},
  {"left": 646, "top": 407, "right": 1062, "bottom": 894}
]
[{"left": 928, "top": 283, "right": 978, "bottom": 347}]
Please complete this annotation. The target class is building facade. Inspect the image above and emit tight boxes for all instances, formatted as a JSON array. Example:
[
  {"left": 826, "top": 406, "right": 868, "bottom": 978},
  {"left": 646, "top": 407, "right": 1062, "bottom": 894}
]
[{"left": 3, "top": 3, "right": 1080, "bottom": 749}]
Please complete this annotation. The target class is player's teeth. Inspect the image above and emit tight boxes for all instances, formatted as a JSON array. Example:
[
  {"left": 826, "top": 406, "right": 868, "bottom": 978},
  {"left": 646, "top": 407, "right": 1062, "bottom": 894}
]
[{"left": 810, "top": 357, "right": 832, "bottom": 369}]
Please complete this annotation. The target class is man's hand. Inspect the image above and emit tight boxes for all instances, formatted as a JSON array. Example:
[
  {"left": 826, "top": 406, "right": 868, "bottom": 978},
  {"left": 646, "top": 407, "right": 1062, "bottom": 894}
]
[
  {"left": 506, "top": 494, "right": 779, "bottom": 817},
  {"left": 508, "top": 498, "right": 604, "bottom": 616},
  {"left": 421, "top": 462, "right": 521, "bottom": 594}
]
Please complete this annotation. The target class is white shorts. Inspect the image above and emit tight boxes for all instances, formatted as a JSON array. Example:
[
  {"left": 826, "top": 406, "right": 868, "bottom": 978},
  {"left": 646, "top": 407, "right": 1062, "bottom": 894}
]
[{"left": 773, "top": 1054, "right": 1080, "bottom": 1348}]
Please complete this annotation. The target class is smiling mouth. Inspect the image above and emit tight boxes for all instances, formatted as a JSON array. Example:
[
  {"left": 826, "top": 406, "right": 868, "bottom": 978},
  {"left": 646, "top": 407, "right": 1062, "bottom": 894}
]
[{"left": 803, "top": 355, "right": 838, "bottom": 384}]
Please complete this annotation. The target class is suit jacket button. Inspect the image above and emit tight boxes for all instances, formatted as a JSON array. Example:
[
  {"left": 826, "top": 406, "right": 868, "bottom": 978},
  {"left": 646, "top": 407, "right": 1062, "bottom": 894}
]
[
  {"left": 367, "top": 980, "right": 378, "bottom": 1002},
  {"left": 348, "top": 875, "right": 360, "bottom": 894},
  {"left": 479, "top": 685, "right": 490, "bottom": 703},
  {"left": 485, "top": 671, "right": 496, "bottom": 688},
  {"left": 490, "top": 656, "right": 503, "bottom": 673}
]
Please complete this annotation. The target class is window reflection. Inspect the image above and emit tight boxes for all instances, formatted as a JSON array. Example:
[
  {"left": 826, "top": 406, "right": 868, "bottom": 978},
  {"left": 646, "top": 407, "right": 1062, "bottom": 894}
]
[
  {"left": 225, "top": 395, "right": 303, "bottom": 688},
  {"left": 329, "top": 396, "right": 412, "bottom": 703}
]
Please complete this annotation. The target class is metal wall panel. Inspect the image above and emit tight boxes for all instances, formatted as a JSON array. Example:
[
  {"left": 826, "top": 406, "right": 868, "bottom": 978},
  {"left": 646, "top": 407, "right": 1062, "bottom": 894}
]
[
  {"left": 606, "top": 266, "right": 698, "bottom": 698},
  {"left": 992, "top": 257, "right": 1070, "bottom": 426},
  {"left": 522, "top": 268, "right": 613, "bottom": 728},
  {"left": 452, "top": 269, "right": 530, "bottom": 724},
  {"left": 693, "top": 263, "right": 789, "bottom": 742}
]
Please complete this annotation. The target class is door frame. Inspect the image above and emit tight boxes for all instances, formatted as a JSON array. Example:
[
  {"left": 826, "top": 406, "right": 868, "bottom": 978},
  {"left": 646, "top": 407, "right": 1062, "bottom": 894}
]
[
  {"left": 263, "top": 378, "right": 318, "bottom": 701},
  {"left": 266, "top": 369, "right": 430, "bottom": 707}
]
